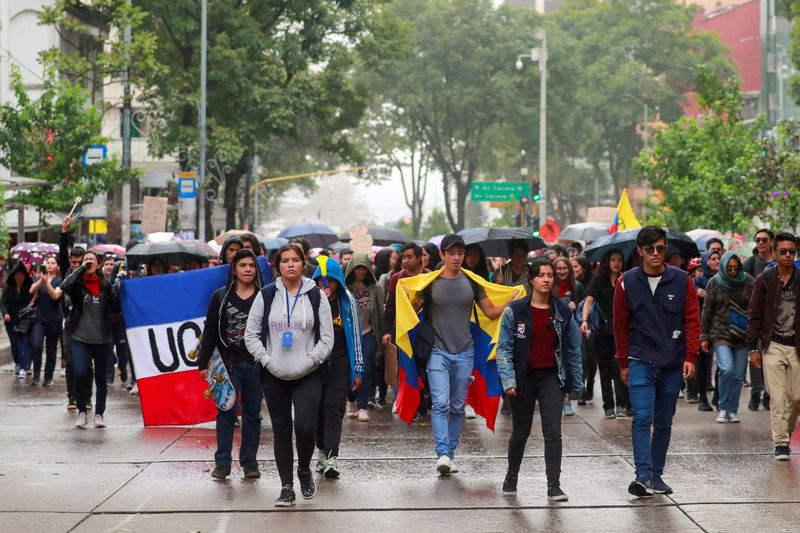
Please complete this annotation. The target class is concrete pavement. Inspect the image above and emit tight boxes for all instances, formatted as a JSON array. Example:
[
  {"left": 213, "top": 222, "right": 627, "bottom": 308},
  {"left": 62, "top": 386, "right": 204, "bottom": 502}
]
[{"left": 0, "top": 364, "right": 798, "bottom": 533}]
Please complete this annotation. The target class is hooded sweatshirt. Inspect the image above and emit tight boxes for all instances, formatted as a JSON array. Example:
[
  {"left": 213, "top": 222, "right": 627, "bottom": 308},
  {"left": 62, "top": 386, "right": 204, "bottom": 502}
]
[
  {"left": 197, "top": 249, "right": 266, "bottom": 369},
  {"left": 219, "top": 236, "right": 244, "bottom": 265},
  {"left": 0, "top": 263, "right": 33, "bottom": 324},
  {"left": 313, "top": 258, "right": 364, "bottom": 388},
  {"left": 693, "top": 250, "right": 720, "bottom": 313},
  {"left": 244, "top": 276, "right": 334, "bottom": 380},
  {"left": 700, "top": 252, "right": 754, "bottom": 347},
  {"left": 344, "top": 253, "right": 385, "bottom": 341}
]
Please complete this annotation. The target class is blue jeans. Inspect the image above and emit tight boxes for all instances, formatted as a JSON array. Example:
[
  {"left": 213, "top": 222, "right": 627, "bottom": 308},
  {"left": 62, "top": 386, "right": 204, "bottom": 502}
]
[
  {"left": 357, "top": 333, "right": 377, "bottom": 409},
  {"left": 628, "top": 360, "right": 682, "bottom": 481},
  {"left": 216, "top": 360, "right": 263, "bottom": 468},
  {"left": 6, "top": 324, "right": 29, "bottom": 370},
  {"left": 715, "top": 345, "right": 749, "bottom": 415},
  {"left": 72, "top": 340, "right": 112, "bottom": 415},
  {"left": 427, "top": 346, "right": 474, "bottom": 459}
]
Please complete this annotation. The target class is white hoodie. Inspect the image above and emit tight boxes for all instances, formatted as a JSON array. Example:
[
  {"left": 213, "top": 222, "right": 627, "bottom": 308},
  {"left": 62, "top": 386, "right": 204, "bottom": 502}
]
[{"left": 245, "top": 277, "right": 333, "bottom": 380}]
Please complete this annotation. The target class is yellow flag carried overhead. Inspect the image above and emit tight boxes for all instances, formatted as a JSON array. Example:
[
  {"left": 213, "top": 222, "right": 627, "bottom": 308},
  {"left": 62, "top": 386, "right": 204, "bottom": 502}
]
[{"left": 609, "top": 188, "right": 641, "bottom": 234}]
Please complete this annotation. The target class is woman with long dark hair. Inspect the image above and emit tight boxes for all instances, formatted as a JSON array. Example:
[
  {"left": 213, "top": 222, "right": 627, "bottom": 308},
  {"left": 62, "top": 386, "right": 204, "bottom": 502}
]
[
  {"left": 61, "top": 250, "right": 117, "bottom": 428},
  {"left": 580, "top": 249, "right": 629, "bottom": 419},
  {"left": 245, "top": 243, "right": 333, "bottom": 506},
  {"left": 464, "top": 244, "right": 490, "bottom": 280},
  {"left": 553, "top": 257, "right": 584, "bottom": 416},
  {"left": 496, "top": 257, "right": 583, "bottom": 500},
  {"left": 29, "top": 256, "right": 63, "bottom": 386}
]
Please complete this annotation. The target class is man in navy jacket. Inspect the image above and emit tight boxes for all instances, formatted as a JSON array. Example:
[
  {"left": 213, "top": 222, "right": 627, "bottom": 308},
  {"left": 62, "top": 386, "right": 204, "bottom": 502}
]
[{"left": 614, "top": 226, "right": 700, "bottom": 498}]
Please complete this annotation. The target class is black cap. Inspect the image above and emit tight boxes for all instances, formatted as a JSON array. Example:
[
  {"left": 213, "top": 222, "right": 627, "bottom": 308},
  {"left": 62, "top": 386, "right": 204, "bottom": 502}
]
[{"left": 440, "top": 233, "right": 465, "bottom": 251}]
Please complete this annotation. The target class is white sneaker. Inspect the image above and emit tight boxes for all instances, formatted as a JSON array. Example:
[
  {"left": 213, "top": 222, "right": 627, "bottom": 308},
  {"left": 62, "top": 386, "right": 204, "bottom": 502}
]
[
  {"left": 358, "top": 409, "right": 370, "bottom": 422},
  {"left": 16, "top": 369, "right": 26, "bottom": 379},
  {"left": 449, "top": 461, "right": 459, "bottom": 473},
  {"left": 436, "top": 455, "right": 452, "bottom": 474},
  {"left": 315, "top": 451, "right": 327, "bottom": 473},
  {"left": 94, "top": 414, "right": 106, "bottom": 428},
  {"left": 715, "top": 410, "right": 728, "bottom": 423},
  {"left": 129, "top": 383, "right": 139, "bottom": 395},
  {"left": 346, "top": 401, "right": 358, "bottom": 419},
  {"left": 75, "top": 412, "right": 87, "bottom": 429},
  {"left": 727, "top": 413, "right": 740, "bottom": 423},
  {"left": 464, "top": 405, "right": 477, "bottom": 419}
]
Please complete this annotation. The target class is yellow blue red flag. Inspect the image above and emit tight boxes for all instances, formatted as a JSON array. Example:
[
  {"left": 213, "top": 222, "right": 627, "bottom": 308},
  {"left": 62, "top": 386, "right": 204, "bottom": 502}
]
[
  {"left": 609, "top": 188, "right": 641, "bottom": 234},
  {"left": 395, "top": 269, "right": 526, "bottom": 431}
]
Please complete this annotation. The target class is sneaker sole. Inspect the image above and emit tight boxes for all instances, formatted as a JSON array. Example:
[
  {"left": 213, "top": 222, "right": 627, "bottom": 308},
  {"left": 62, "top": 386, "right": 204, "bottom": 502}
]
[
  {"left": 502, "top": 489, "right": 517, "bottom": 496},
  {"left": 628, "top": 482, "right": 654, "bottom": 498},
  {"left": 244, "top": 473, "right": 261, "bottom": 479},
  {"left": 651, "top": 488, "right": 673, "bottom": 495},
  {"left": 300, "top": 490, "right": 316, "bottom": 500},
  {"left": 274, "top": 500, "right": 296, "bottom": 507},
  {"left": 775, "top": 455, "right": 791, "bottom": 461},
  {"left": 548, "top": 495, "right": 569, "bottom": 502}
]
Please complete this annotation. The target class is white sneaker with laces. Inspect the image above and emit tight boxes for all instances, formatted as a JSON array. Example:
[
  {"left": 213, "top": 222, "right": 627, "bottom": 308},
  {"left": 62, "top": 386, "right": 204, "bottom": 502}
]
[
  {"left": 94, "top": 414, "right": 106, "bottom": 428},
  {"left": 449, "top": 461, "right": 459, "bottom": 473},
  {"left": 436, "top": 455, "right": 452, "bottom": 474},
  {"left": 715, "top": 410, "right": 728, "bottom": 423},
  {"left": 129, "top": 383, "right": 139, "bottom": 395},
  {"left": 75, "top": 412, "right": 88, "bottom": 429},
  {"left": 727, "top": 413, "right": 740, "bottom": 423}
]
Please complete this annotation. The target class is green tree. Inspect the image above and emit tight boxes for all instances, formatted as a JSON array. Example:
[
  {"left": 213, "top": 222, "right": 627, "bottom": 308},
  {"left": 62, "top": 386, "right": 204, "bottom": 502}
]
[
  {"left": 0, "top": 68, "right": 136, "bottom": 235},
  {"left": 137, "top": 0, "right": 380, "bottom": 234},
  {"left": 634, "top": 67, "right": 763, "bottom": 232},
  {"left": 419, "top": 208, "right": 450, "bottom": 241},
  {"left": 38, "top": 0, "right": 160, "bottom": 106}
]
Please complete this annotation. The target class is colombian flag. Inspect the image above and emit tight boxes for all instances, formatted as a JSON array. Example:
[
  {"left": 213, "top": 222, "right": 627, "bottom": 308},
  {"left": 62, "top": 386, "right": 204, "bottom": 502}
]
[
  {"left": 609, "top": 188, "right": 641, "bottom": 234},
  {"left": 394, "top": 269, "right": 525, "bottom": 431}
]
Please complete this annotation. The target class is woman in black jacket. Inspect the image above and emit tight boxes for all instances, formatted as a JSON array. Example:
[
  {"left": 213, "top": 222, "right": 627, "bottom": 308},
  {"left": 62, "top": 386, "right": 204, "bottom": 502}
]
[
  {"left": 1, "top": 262, "right": 34, "bottom": 379},
  {"left": 61, "top": 250, "right": 117, "bottom": 429}
]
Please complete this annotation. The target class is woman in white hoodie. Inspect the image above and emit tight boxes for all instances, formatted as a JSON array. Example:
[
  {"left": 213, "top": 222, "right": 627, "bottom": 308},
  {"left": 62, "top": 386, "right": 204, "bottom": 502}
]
[{"left": 245, "top": 243, "right": 333, "bottom": 507}]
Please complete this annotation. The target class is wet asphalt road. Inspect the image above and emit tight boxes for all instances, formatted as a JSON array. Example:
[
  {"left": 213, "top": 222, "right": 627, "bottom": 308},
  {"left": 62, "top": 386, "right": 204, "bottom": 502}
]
[{"left": 1, "top": 364, "right": 799, "bottom": 533}]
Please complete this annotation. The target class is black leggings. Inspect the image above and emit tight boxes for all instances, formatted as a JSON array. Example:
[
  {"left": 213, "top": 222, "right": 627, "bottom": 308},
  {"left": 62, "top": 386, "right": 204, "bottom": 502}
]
[
  {"left": 261, "top": 368, "right": 322, "bottom": 486},
  {"left": 317, "top": 352, "right": 350, "bottom": 457},
  {"left": 592, "top": 332, "right": 629, "bottom": 411},
  {"left": 508, "top": 367, "right": 563, "bottom": 486}
]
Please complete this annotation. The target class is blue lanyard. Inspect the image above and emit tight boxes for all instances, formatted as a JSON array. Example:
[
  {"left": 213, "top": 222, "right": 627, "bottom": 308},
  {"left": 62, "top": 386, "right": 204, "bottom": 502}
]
[{"left": 285, "top": 286, "right": 301, "bottom": 327}]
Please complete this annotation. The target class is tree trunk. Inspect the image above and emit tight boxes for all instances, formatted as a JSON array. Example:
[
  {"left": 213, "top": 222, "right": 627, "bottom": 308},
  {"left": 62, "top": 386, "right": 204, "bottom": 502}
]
[{"left": 224, "top": 153, "right": 251, "bottom": 230}]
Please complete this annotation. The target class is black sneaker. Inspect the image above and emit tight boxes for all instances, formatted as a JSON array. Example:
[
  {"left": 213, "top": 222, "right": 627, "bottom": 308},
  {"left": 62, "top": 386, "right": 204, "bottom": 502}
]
[
  {"left": 604, "top": 408, "right": 616, "bottom": 419},
  {"left": 275, "top": 484, "right": 296, "bottom": 507},
  {"left": 211, "top": 465, "right": 231, "bottom": 479},
  {"left": 547, "top": 484, "right": 568, "bottom": 501},
  {"left": 502, "top": 471, "right": 518, "bottom": 495},
  {"left": 628, "top": 478, "right": 654, "bottom": 498},
  {"left": 243, "top": 465, "right": 261, "bottom": 479},
  {"left": 647, "top": 476, "right": 673, "bottom": 494},
  {"left": 748, "top": 395, "right": 760, "bottom": 411},
  {"left": 763, "top": 394, "right": 771, "bottom": 410},
  {"left": 31, "top": 377, "right": 40, "bottom": 386},
  {"left": 375, "top": 398, "right": 388, "bottom": 409},
  {"left": 775, "top": 446, "right": 791, "bottom": 461},
  {"left": 697, "top": 401, "right": 713, "bottom": 412},
  {"left": 577, "top": 398, "right": 587, "bottom": 406},
  {"left": 298, "top": 469, "right": 316, "bottom": 499}
]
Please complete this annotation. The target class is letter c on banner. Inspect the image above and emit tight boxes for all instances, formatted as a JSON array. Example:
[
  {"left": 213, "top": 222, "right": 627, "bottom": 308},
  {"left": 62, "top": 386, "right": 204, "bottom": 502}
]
[
  {"left": 178, "top": 322, "right": 202, "bottom": 367},
  {"left": 149, "top": 327, "right": 179, "bottom": 373}
]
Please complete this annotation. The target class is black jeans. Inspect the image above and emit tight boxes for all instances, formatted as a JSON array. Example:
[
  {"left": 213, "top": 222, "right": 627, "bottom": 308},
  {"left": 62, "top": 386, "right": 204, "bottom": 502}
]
[
  {"left": 261, "top": 367, "right": 322, "bottom": 486},
  {"left": 317, "top": 351, "right": 350, "bottom": 457},
  {"left": 592, "top": 332, "right": 629, "bottom": 411},
  {"left": 30, "top": 319, "right": 62, "bottom": 382},
  {"left": 72, "top": 340, "right": 111, "bottom": 415},
  {"left": 508, "top": 367, "right": 563, "bottom": 486},
  {"left": 63, "top": 327, "right": 92, "bottom": 402}
]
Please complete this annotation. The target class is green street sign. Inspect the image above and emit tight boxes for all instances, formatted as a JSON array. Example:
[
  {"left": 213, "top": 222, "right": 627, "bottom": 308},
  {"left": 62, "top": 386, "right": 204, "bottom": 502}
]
[{"left": 471, "top": 182, "right": 530, "bottom": 202}]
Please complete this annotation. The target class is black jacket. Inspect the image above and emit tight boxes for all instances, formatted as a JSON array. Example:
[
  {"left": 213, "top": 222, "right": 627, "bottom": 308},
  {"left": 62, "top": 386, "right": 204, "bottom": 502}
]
[
  {"left": 0, "top": 263, "right": 33, "bottom": 324},
  {"left": 60, "top": 265, "right": 117, "bottom": 336}
]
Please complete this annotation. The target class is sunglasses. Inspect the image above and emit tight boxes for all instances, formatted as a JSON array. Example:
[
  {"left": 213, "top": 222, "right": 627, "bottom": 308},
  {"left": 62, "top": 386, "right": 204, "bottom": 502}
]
[
  {"left": 756, "top": 237, "right": 771, "bottom": 244},
  {"left": 778, "top": 248, "right": 797, "bottom": 256},
  {"left": 642, "top": 245, "right": 667, "bottom": 256}
]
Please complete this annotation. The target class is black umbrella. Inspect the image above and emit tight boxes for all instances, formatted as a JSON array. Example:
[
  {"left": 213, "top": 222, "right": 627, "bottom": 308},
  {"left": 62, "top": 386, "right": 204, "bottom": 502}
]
[
  {"left": 126, "top": 241, "right": 208, "bottom": 267},
  {"left": 340, "top": 225, "right": 411, "bottom": 246},
  {"left": 457, "top": 227, "right": 546, "bottom": 258},
  {"left": 584, "top": 227, "right": 699, "bottom": 262},
  {"left": 277, "top": 223, "right": 338, "bottom": 248}
]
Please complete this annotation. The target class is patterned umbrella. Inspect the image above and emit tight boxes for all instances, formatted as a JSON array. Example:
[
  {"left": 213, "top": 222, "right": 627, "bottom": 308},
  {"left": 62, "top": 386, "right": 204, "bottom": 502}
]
[
  {"left": 90, "top": 244, "right": 127, "bottom": 257},
  {"left": 9, "top": 242, "right": 59, "bottom": 265}
]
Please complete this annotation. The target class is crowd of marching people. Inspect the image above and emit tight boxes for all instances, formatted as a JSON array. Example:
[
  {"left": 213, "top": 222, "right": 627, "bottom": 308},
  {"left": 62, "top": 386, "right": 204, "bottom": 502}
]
[{"left": 3, "top": 219, "right": 799, "bottom": 505}]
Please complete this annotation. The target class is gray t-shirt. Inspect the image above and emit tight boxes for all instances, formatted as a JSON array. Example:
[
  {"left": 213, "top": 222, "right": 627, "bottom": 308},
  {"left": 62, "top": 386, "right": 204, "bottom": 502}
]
[
  {"left": 430, "top": 274, "right": 486, "bottom": 354},
  {"left": 72, "top": 293, "right": 111, "bottom": 344},
  {"left": 774, "top": 274, "right": 796, "bottom": 339}
]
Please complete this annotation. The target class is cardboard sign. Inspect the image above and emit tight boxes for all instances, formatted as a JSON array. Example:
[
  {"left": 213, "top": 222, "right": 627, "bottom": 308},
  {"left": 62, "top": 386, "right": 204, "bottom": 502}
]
[{"left": 141, "top": 196, "right": 168, "bottom": 234}]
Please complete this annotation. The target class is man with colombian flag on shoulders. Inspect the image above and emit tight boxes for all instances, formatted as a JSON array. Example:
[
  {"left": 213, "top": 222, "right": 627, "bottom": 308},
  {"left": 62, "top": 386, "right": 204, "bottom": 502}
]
[{"left": 394, "top": 234, "right": 525, "bottom": 475}]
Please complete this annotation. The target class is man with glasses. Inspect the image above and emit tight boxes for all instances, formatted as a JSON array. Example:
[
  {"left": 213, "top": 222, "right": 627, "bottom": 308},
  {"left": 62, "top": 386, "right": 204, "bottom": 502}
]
[
  {"left": 747, "top": 232, "right": 800, "bottom": 461},
  {"left": 743, "top": 229, "right": 775, "bottom": 411},
  {"left": 613, "top": 226, "right": 700, "bottom": 497}
]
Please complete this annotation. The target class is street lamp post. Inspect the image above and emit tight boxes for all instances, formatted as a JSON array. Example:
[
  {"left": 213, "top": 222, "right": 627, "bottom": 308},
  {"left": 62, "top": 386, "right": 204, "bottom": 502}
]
[
  {"left": 516, "top": 29, "right": 547, "bottom": 226},
  {"left": 621, "top": 92, "right": 648, "bottom": 200},
  {"left": 198, "top": 0, "right": 207, "bottom": 242}
]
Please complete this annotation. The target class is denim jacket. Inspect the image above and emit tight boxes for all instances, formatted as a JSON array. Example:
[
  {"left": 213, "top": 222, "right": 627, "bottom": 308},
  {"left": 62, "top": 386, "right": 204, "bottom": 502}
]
[{"left": 496, "top": 295, "right": 583, "bottom": 395}]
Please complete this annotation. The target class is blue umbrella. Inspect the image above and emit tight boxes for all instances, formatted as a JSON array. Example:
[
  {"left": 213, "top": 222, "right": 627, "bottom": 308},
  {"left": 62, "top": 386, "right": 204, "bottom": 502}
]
[
  {"left": 584, "top": 227, "right": 698, "bottom": 262},
  {"left": 277, "top": 223, "right": 338, "bottom": 248},
  {"left": 259, "top": 237, "right": 288, "bottom": 252}
]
